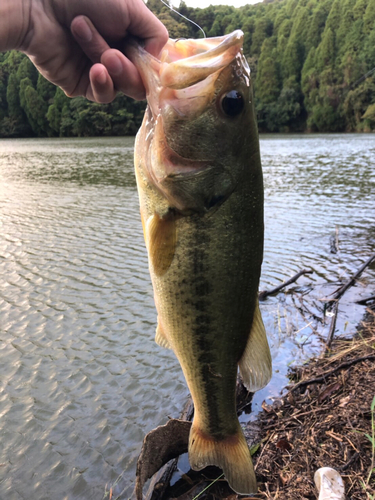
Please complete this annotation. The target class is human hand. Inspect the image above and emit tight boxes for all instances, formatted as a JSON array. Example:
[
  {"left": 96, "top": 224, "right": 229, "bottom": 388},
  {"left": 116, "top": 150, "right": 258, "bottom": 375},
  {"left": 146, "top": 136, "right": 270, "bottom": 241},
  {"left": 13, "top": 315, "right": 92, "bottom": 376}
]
[{"left": 11, "top": 0, "right": 168, "bottom": 102}]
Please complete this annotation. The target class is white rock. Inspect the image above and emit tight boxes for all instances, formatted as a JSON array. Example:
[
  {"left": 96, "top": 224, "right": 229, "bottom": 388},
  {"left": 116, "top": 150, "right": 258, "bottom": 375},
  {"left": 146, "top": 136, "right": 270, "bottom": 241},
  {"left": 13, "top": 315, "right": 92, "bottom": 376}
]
[{"left": 314, "top": 467, "right": 345, "bottom": 500}]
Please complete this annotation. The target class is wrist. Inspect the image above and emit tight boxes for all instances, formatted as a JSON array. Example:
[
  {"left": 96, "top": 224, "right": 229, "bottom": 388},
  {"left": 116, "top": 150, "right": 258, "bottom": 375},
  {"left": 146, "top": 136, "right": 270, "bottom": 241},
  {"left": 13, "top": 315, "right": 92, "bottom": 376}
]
[{"left": 0, "top": 0, "right": 31, "bottom": 51}]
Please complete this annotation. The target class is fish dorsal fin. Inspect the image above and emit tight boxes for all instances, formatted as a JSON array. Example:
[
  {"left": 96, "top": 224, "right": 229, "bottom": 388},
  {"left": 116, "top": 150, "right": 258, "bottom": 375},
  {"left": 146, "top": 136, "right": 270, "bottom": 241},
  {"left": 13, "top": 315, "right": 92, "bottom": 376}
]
[
  {"left": 238, "top": 299, "right": 272, "bottom": 392},
  {"left": 155, "top": 319, "right": 172, "bottom": 349},
  {"left": 146, "top": 213, "right": 177, "bottom": 276}
]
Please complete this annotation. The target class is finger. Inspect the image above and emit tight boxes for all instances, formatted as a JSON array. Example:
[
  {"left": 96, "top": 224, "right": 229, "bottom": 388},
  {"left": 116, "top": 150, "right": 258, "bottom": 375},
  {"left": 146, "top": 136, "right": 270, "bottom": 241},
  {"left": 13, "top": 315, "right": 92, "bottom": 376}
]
[
  {"left": 71, "top": 15, "right": 110, "bottom": 64},
  {"left": 71, "top": 15, "right": 145, "bottom": 100},
  {"left": 101, "top": 49, "right": 145, "bottom": 101},
  {"left": 88, "top": 64, "right": 117, "bottom": 103},
  {"left": 127, "top": 0, "right": 169, "bottom": 57}
]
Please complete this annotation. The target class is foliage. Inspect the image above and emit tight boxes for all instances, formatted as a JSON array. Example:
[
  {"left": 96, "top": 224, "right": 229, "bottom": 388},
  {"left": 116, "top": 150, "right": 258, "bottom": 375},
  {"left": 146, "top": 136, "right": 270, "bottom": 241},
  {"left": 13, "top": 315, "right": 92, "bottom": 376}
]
[{"left": 0, "top": 0, "right": 374, "bottom": 136}]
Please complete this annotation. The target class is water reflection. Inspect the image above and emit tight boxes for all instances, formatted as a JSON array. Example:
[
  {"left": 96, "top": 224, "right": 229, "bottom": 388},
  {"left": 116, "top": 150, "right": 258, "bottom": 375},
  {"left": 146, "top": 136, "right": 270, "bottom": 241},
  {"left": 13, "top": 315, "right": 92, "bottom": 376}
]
[{"left": 0, "top": 135, "right": 374, "bottom": 499}]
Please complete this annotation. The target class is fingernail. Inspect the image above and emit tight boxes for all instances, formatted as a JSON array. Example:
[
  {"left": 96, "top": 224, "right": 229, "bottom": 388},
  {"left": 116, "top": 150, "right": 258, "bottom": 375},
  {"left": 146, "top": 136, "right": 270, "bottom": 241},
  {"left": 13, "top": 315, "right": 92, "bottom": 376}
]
[
  {"left": 106, "top": 54, "right": 123, "bottom": 76},
  {"left": 74, "top": 17, "right": 92, "bottom": 42},
  {"left": 96, "top": 69, "right": 107, "bottom": 86}
]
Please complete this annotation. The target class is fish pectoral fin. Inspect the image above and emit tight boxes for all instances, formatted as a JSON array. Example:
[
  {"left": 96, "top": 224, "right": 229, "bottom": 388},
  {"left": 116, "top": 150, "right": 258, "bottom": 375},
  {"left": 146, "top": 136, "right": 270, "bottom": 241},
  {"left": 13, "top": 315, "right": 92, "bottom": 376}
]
[
  {"left": 238, "top": 299, "right": 272, "bottom": 392},
  {"left": 189, "top": 421, "right": 257, "bottom": 494},
  {"left": 146, "top": 213, "right": 176, "bottom": 276},
  {"left": 155, "top": 319, "right": 172, "bottom": 349}
]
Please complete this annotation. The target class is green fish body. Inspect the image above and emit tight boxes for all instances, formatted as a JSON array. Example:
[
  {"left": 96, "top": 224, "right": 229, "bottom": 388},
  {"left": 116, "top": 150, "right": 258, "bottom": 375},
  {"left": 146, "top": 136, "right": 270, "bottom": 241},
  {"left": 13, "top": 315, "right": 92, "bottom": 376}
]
[{"left": 129, "top": 31, "right": 272, "bottom": 494}]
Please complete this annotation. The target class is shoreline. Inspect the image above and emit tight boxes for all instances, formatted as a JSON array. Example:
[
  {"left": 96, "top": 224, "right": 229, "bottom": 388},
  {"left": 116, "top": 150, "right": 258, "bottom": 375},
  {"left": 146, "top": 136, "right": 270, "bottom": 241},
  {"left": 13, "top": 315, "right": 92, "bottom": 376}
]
[{"left": 1, "top": 130, "right": 375, "bottom": 141}]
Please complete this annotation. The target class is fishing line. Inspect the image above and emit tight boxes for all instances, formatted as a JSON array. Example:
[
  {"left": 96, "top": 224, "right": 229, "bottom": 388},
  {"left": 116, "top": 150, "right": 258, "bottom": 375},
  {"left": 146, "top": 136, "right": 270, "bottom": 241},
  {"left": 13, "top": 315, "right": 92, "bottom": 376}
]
[
  {"left": 158, "top": 0, "right": 207, "bottom": 38},
  {"left": 350, "top": 66, "right": 375, "bottom": 89}
]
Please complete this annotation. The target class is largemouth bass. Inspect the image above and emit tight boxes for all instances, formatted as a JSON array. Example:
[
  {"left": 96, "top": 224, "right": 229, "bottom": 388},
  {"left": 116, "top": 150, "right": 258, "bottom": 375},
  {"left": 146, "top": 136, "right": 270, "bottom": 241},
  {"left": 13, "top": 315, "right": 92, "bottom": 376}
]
[{"left": 128, "top": 30, "right": 272, "bottom": 494}]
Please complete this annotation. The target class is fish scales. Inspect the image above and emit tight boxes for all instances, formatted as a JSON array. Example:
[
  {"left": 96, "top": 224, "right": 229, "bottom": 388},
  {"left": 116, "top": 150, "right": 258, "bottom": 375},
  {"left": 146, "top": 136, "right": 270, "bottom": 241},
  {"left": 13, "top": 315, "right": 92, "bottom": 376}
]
[{"left": 129, "top": 31, "right": 272, "bottom": 494}]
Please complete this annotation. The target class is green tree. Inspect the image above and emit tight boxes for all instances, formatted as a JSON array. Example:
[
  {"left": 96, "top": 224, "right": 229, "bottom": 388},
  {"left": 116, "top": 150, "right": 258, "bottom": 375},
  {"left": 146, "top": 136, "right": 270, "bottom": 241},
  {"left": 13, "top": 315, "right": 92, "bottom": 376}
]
[
  {"left": 316, "top": 28, "right": 336, "bottom": 72},
  {"left": 0, "top": 68, "right": 7, "bottom": 120},
  {"left": 353, "top": 0, "right": 369, "bottom": 20},
  {"left": 251, "top": 17, "right": 273, "bottom": 56},
  {"left": 305, "top": 0, "right": 332, "bottom": 53},
  {"left": 1, "top": 0, "right": 374, "bottom": 136},
  {"left": 364, "top": 0, "right": 375, "bottom": 33},
  {"left": 255, "top": 38, "right": 281, "bottom": 103},
  {"left": 46, "top": 87, "right": 70, "bottom": 135},
  {"left": 282, "top": 33, "right": 304, "bottom": 82},
  {"left": 343, "top": 78, "right": 375, "bottom": 131}
]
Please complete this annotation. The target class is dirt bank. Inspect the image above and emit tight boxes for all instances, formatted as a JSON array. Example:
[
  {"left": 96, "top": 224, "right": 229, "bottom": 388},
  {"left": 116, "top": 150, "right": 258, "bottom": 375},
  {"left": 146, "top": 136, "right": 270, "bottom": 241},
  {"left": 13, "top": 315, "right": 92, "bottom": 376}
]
[{"left": 250, "top": 304, "right": 375, "bottom": 499}]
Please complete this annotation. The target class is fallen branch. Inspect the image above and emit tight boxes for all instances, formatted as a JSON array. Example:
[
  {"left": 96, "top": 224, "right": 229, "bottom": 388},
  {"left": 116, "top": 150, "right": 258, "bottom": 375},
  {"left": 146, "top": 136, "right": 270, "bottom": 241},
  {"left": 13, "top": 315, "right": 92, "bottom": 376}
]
[
  {"left": 259, "top": 269, "right": 313, "bottom": 301},
  {"left": 325, "top": 253, "right": 375, "bottom": 304},
  {"left": 319, "top": 253, "right": 375, "bottom": 347},
  {"left": 287, "top": 354, "right": 375, "bottom": 393}
]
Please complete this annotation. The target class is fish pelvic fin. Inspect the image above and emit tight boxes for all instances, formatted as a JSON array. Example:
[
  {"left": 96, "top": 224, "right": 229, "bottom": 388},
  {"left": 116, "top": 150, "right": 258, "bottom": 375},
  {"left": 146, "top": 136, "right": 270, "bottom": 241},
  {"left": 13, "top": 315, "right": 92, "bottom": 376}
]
[
  {"left": 189, "top": 422, "right": 257, "bottom": 494},
  {"left": 146, "top": 212, "right": 176, "bottom": 277},
  {"left": 239, "top": 299, "right": 272, "bottom": 392},
  {"left": 155, "top": 319, "right": 172, "bottom": 349}
]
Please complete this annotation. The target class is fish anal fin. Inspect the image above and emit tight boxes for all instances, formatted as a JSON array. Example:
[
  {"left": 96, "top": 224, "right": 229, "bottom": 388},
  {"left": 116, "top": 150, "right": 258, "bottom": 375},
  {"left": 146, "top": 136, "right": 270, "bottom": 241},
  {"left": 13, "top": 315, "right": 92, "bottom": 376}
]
[
  {"left": 189, "top": 421, "right": 257, "bottom": 494},
  {"left": 155, "top": 319, "right": 172, "bottom": 350},
  {"left": 239, "top": 299, "right": 272, "bottom": 392},
  {"left": 146, "top": 213, "right": 176, "bottom": 276}
]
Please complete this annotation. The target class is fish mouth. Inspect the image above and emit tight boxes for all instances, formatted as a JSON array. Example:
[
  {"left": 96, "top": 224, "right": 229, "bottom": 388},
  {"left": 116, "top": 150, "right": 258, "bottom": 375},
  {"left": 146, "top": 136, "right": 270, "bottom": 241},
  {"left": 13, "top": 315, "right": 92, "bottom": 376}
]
[
  {"left": 126, "top": 30, "right": 245, "bottom": 119},
  {"left": 159, "top": 30, "right": 244, "bottom": 90}
]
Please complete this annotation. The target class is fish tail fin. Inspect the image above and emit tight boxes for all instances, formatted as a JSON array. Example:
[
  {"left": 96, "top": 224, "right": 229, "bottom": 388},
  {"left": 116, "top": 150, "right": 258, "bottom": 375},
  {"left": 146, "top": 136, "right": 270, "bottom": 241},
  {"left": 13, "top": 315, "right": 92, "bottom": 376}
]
[{"left": 188, "top": 420, "right": 257, "bottom": 494}]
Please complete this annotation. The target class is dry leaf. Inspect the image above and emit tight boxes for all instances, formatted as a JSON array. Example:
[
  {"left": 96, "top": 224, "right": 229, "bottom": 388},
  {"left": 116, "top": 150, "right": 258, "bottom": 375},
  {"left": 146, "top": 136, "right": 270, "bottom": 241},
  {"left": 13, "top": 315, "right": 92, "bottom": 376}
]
[
  {"left": 318, "top": 382, "right": 341, "bottom": 403},
  {"left": 276, "top": 439, "right": 292, "bottom": 451}
]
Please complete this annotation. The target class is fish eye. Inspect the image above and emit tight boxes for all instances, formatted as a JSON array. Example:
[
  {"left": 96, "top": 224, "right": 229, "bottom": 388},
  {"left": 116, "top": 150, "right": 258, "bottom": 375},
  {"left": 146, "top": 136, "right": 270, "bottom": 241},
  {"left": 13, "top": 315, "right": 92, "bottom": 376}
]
[{"left": 220, "top": 91, "right": 244, "bottom": 117}]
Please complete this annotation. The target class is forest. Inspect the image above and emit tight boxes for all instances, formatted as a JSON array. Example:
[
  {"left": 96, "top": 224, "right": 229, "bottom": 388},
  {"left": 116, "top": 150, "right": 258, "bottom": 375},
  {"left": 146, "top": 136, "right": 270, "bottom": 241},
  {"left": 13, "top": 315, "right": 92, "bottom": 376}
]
[{"left": 0, "top": 0, "right": 374, "bottom": 137}]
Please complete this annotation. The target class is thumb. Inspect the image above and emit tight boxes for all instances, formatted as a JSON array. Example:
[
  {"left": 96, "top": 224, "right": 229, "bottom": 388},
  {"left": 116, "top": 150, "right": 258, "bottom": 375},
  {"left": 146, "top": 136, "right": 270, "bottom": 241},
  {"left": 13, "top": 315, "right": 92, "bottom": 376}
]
[{"left": 126, "top": 0, "right": 169, "bottom": 57}]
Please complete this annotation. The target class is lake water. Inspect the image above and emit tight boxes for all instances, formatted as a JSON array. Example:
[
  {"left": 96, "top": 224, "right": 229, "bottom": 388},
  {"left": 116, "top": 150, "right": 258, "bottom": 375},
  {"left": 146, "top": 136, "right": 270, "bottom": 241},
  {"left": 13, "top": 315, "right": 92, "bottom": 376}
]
[{"left": 0, "top": 134, "right": 374, "bottom": 499}]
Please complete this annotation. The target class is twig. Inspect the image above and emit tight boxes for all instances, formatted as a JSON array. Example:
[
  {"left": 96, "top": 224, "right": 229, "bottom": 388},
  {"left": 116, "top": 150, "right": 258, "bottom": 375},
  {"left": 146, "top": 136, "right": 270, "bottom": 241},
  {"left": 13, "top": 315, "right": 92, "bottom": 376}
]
[
  {"left": 338, "top": 452, "right": 360, "bottom": 472},
  {"left": 357, "top": 295, "right": 375, "bottom": 305},
  {"left": 254, "top": 432, "right": 275, "bottom": 470},
  {"left": 287, "top": 354, "right": 375, "bottom": 393},
  {"left": 261, "top": 406, "right": 331, "bottom": 430},
  {"left": 325, "top": 301, "right": 339, "bottom": 350},
  {"left": 259, "top": 269, "right": 313, "bottom": 301}
]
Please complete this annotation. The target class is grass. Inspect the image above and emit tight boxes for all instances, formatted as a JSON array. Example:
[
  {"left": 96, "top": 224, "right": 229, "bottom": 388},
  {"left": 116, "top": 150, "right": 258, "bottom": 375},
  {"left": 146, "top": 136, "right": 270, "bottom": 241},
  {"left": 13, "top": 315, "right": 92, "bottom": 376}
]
[
  {"left": 358, "top": 395, "right": 375, "bottom": 499},
  {"left": 191, "top": 473, "right": 224, "bottom": 500}
]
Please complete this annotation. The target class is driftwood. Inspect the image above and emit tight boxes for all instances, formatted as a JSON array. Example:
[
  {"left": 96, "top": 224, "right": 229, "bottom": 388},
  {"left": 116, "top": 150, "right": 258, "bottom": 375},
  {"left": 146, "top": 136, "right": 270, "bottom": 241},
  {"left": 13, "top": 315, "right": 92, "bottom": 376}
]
[
  {"left": 259, "top": 269, "right": 313, "bottom": 301},
  {"left": 135, "top": 419, "right": 192, "bottom": 500},
  {"left": 135, "top": 377, "right": 253, "bottom": 500},
  {"left": 137, "top": 398, "right": 194, "bottom": 500}
]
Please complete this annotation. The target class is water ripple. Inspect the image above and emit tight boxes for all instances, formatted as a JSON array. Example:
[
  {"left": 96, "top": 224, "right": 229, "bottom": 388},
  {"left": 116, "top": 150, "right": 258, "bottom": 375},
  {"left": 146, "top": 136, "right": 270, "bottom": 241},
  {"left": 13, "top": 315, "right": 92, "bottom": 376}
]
[{"left": 0, "top": 134, "right": 374, "bottom": 498}]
